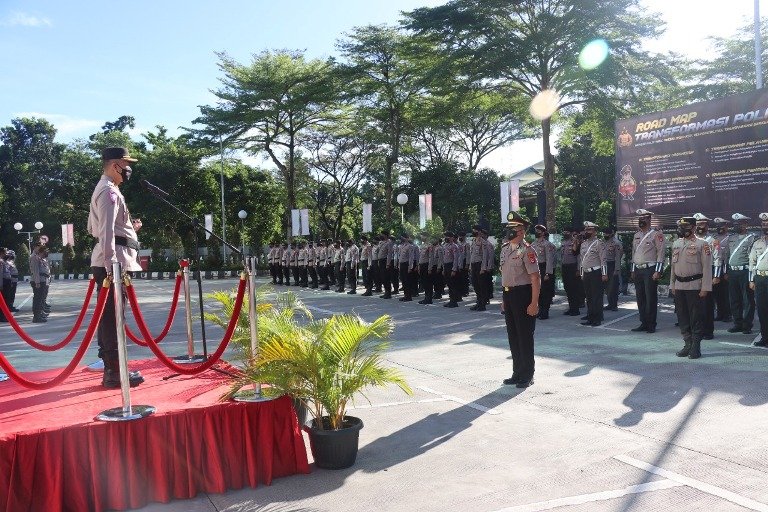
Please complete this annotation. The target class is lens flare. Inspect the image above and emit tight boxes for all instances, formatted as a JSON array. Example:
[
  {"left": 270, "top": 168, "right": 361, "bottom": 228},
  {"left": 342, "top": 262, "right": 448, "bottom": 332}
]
[
  {"left": 579, "top": 39, "right": 610, "bottom": 70},
  {"left": 529, "top": 89, "right": 560, "bottom": 121}
]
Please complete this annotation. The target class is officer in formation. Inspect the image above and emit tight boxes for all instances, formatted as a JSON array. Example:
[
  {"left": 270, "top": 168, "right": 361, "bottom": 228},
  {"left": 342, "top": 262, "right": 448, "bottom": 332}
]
[
  {"left": 499, "top": 211, "right": 540, "bottom": 388},
  {"left": 457, "top": 233, "right": 470, "bottom": 298},
  {"left": 693, "top": 213, "right": 718, "bottom": 339},
  {"left": 670, "top": 217, "right": 712, "bottom": 359},
  {"left": 577, "top": 221, "right": 607, "bottom": 327},
  {"left": 344, "top": 240, "right": 360, "bottom": 294},
  {"left": 360, "top": 236, "right": 371, "bottom": 293},
  {"left": 602, "top": 227, "right": 622, "bottom": 312},
  {"left": 712, "top": 218, "right": 732, "bottom": 322},
  {"left": 631, "top": 209, "right": 666, "bottom": 333},
  {"left": 0, "top": 248, "right": 9, "bottom": 322},
  {"left": 398, "top": 234, "right": 417, "bottom": 301},
  {"left": 532, "top": 224, "right": 555, "bottom": 319},
  {"left": 0, "top": 249, "right": 19, "bottom": 322},
  {"left": 722, "top": 213, "right": 756, "bottom": 335},
  {"left": 378, "top": 231, "right": 395, "bottom": 299},
  {"left": 418, "top": 233, "right": 435, "bottom": 304},
  {"left": 29, "top": 242, "right": 52, "bottom": 323},
  {"left": 469, "top": 225, "right": 492, "bottom": 311},
  {"left": 559, "top": 226, "right": 584, "bottom": 316},
  {"left": 442, "top": 232, "right": 460, "bottom": 308},
  {"left": 748, "top": 213, "right": 768, "bottom": 347}
]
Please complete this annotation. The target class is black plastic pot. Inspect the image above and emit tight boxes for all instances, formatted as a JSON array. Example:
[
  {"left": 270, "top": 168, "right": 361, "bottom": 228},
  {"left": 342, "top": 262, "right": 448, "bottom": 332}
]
[{"left": 307, "top": 416, "right": 364, "bottom": 469}]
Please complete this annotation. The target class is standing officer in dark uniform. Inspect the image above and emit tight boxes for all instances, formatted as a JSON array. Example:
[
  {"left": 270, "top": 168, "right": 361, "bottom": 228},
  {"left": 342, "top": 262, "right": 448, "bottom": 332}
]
[
  {"left": 631, "top": 209, "right": 666, "bottom": 333},
  {"left": 748, "top": 213, "right": 768, "bottom": 347},
  {"left": 532, "top": 224, "right": 555, "bottom": 319},
  {"left": 469, "top": 225, "right": 487, "bottom": 311},
  {"left": 670, "top": 217, "right": 712, "bottom": 359},
  {"left": 499, "top": 211, "right": 540, "bottom": 388},
  {"left": 418, "top": 233, "right": 434, "bottom": 305},
  {"left": 722, "top": 213, "right": 756, "bottom": 334},
  {"left": 712, "top": 218, "right": 732, "bottom": 322},
  {"left": 560, "top": 227, "right": 581, "bottom": 316},
  {"left": 602, "top": 227, "right": 622, "bottom": 311},
  {"left": 379, "top": 231, "right": 394, "bottom": 299},
  {"left": 579, "top": 221, "right": 608, "bottom": 327}
]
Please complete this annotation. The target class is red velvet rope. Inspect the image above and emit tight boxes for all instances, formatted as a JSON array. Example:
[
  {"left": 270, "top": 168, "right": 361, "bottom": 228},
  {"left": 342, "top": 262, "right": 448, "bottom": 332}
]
[
  {"left": 125, "top": 272, "right": 183, "bottom": 347},
  {"left": 0, "top": 279, "right": 96, "bottom": 352},
  {"left": 125, "top": 277, "right": 246, "bottom": 375},
  {"left": 0, "top": 282, "right": 111, "bottom": 390}
]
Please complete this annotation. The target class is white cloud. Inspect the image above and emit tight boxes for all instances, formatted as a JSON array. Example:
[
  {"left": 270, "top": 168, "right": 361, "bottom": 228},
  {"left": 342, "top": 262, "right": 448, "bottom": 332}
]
[
  {"left": 14, "top": 112, "right": 101, "bottom": 140},
  {"left": 2, "top": 12, "right": 53, "bottom": 27}
]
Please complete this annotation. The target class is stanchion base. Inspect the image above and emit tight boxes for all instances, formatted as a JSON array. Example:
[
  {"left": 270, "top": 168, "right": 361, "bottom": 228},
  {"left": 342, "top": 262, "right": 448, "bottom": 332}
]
[
  {"left": 233, "top": 389, "right": 276, "bottom": 402},
  {"left": 0, "top": 373, "right": 8, "bottom": 382},
  {"left": 96, "top": 405, "right": 156, "bottom": 422},
  {"left": 172, "top": 355, "right": 207, "bottom": 364},
  {"left": 84, "top": 360, "right": 104, "bottom": 372}
]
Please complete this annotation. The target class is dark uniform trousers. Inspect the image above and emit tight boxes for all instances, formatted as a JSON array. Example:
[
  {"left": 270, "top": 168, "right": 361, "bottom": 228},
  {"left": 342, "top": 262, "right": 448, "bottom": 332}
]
[
  {"left": 309, "top": 266, "right": 318, "bottom": 288},
  {"left": 276, "top": 264, "right": 283, "bottom": 284},
  {"left": 0, "top": 278, "right": 11, "bottom": 321},
  {"left": 582, "top": 269, "right": 603, "bottom": 324},
  {"left": 91, "top": 266, "right": 126, "bottom": 362},
  {"left": 503, "top": 284, "right": 536, "bottom": 380},
  {"left": 269, "top": 263, "right": 278, "bottom": 284},
  {"left": 728, "top": 269, "right": 755, "bottom": 330},
  {"left": 471, "top": 262, "right": 486, "bottom": 307},
  {"left": 378, "top": 259, "right": 391, "bottom": 294},
  {"left": 391, "top": 265, "right": 400, "bottom": 293},
  {"left": 432, "top": 267, "right": 443, "bottom": 298},
  {"left": 702, "top": 277, "right": 715, "bottom": 337},
  {"left": 346, "top": 262, "right": 356, "bottom": 291},
  {"left": 361, "top": 262, "right": 368, "bottom": 291},
  {"left": 713, "top": 278, "right": 730, "bottom": 320},
  {"left": 366, "top": 260, "right": 376, "bottom": 292},
  {"left": 604, "top": 261, "right": 619, "bottom": 309},
  {"left": 299, "top": 266, "right": 308, "bottom": 287},
  {"left": 754, "top": 275, "right": 768, "bottom": 342},
  {"left": 399, "top": 263, "right": 412, "bottom": 300},
  {"left": 485, "top": 271, "right": 494, "bottom": 300},
  {"left": 419, "top": 263, "right": 433, "bottom": 302},
  {"left": 561, "top": 263, "right": 581, "bottom": 312},
  {"left": 282, "top": 265, "right": 291, "bottom": 285},
  {"left": 292, "top": 266, "right": 300, "bottom": 287},
  {"left": 461, "top": 266, "right": 469, "bottom": 296},
  {"left": 334, "top": 262, "right": 344, "bottom": 291},
  {"left": 675, "top": 289, "right": 704, "bottom": 346},
  {"left": 538, "top": 263, "right": 555, "bottom": 315},
  {"left": 31, "top": 279, "right": 49, "bottom": 320},
  {"left": 634, "top": 266, "right": 658, "bottom": 328}
]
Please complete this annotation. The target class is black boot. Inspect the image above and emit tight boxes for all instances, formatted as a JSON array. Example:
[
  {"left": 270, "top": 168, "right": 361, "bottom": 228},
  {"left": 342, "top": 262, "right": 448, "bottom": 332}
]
[
  {"left": 676, "top": 340, "right": 691, "bottom": 357},
  {"left": 102, "top": 357, "right": 144, "bottom": 388},
  {"left": 688, "top": 340, "right": 701, "bottom": 359}
]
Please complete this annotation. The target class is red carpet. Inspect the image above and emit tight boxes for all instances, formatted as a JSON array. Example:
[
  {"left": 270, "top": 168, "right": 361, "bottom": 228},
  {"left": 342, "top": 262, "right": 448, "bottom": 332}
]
[{"left": 0, "top": 359, "right": 309, "bottom": 512}]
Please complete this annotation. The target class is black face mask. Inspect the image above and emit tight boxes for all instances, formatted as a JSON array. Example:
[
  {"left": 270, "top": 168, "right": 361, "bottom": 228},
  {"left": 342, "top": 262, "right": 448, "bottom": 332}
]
[
  {"left": 695, "top": 226, "right": 707, "bottom": 235},
  {"left": 562, "top": 233, "right": 571, "bottom": 240},
  {"left": 506, "top": 229, "right": 519, "bottom": 240},
  {"left": 733, "top": 225, "right": 746, "bottom": 234},
  {"left": 584, "top": 231, "right": 594, "bottom": 238},
  {"left": 763, "top": 228, "right": 768, "bottom": 235},
  {"left": 117, "top": 164, "right": 132, "bottom": 181},
  {"left": 638, "top": 219, "right": 648, "bottom": 228},
  {"left": 604, "top": 234, "right": 612, "bottom": 240},
  {"left": 677, "top": 228, "right": 692, "bottom": 238},
  {"left": 717, "top": 227, "right": 727, "bottom": 235}
]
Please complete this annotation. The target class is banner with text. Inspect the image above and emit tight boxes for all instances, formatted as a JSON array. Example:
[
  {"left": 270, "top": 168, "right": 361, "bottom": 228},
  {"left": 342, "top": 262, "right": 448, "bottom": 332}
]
[
  {"left": 418, "top": 194, "right": 432, "bottom": 228},
  {"left": 204, "top": 214, "right": 213, "bottom": 240},
  {"left": 291, "top": 209, "right": 301, "bottom": 237},
  {"left": 500, "top": 180, "right": 520, "bottom": 223},
  {"left": 300, "top": 209, "right": 310, "bottom": 236},
  {"left": 61, "top": 224, "right": 74, "bottom": 246},
  {"left": 615, "top": 89, "right": 768, "bottom": 230},
  {"left": 362, "top": 203, "right": 372, "bottom": 233}
]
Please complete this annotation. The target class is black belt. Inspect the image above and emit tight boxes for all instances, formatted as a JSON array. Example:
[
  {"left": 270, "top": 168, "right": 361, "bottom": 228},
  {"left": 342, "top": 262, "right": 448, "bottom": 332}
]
[
  {"left": 114, "top": 236, "right": 140, "bottom": 251},
  {"left": 675, "top": 273, "right": 703, "bottom": 283}
]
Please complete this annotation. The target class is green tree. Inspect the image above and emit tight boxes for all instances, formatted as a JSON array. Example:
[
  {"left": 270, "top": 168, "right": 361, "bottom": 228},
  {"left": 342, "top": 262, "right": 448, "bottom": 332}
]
[
  {"left": 62, "top": 244, "right": 75, "bottom": 273},
  {"left": 192, "top": 50, "right": 341, "bottom": 236},
  {"left": 405, "top": 0, "right": 675, "bottom": 229}
]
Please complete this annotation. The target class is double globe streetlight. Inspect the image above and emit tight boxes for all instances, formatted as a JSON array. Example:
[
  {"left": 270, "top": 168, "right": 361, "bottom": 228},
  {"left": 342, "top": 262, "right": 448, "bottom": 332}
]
[{"left": 13, "top": 221, "right": 43, "bottom": 253}]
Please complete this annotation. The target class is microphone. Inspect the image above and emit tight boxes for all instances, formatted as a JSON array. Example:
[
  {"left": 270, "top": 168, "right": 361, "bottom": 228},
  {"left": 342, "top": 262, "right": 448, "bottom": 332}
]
[{"left": 140, "top": 179, "right": 169, "bottom": 199}]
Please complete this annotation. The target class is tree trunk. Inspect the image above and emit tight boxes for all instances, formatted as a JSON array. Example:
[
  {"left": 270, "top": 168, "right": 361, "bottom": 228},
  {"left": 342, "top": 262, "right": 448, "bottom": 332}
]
[
  {"left": 385, "top": 156, "right": 394, "bottom": 225},
  {"left": 541, "top": 118, "right": 556, "bottom": 230},
  {"left": 287, "top": 132, "right": 297, "bottom": 240}
]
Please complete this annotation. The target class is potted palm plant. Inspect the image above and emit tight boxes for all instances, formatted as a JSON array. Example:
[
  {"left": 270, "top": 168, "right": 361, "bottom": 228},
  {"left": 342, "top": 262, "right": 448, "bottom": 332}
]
[{"left": 225, "top": 304, "right": 412, "bottom": 469}]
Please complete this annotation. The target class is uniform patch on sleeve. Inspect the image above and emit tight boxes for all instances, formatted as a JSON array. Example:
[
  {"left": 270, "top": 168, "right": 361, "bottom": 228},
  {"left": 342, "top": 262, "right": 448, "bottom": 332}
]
[
  {"left": 704, "top": 244, "right": 711, "bottom": 256},
  {"left": 528, "top": 250, "right": 537, "bottom": 264},
  {"left": 108, "top": 190, "right": 118, "bottom": 204},
  {"left": 656, "top": 233, "right": 664, "bottom": 242}
]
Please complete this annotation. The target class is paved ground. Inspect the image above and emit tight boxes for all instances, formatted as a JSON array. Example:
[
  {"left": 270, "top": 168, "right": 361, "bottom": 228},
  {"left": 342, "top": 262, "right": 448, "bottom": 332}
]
[{"left": 2, "top": 278, "right": 767, "bottom": 512}]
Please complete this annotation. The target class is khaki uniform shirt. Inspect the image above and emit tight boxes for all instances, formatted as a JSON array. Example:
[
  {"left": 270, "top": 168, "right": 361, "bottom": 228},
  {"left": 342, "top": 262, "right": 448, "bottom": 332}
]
[
  {"left": 30, "top": 252, "right": 51, "bottom": 284},
  {"left": 297, "top": 248, "right": 308, "bottom": 266},
  {"left": 532, "top": 238, "right": 556, "bottom": 275},
  {"left": 631, "top": 228, "right": 665, "bottom": 273},
  {"left": 697, "top": 234, "right": 721, "bottom": 278},
  {"left": 748, "top": 236, "right": 768, "bottom": 281},
  {"left": 361, "top": 243, "right": 371, "bottom": 265},
  {"left": 418, "top": 244, "right": 432, "bottom": 265},
  {"left": 561, "top": 239, "right": 578, "bottom": 265},
  {"left": 470, "top": 238, "right": 484, "bottom": 264},
  {"left": 724, "top": 233, "right": 756, "bottom": 270},
  {"left": 483, "top": 238, "right": 495, "bottom": 271},
  {"left": 434, "top": 245, "right": 444, "bottom": 270},
  {"left": 442, "top": 242, "right": 459, "bottom": 272},
  {"left": 670, "top": 237, "right": 713, "bottom": 291},
  {"left": 579, "top": 237, "right": 607, "bottom": 276},
  {"left": 281, "top": 247, "right": 290, "bottom": 266},
  {"left": 87, "top": 175, "right": 142, "bottom": 271},
  {"left": 372, "top": 243, "right": 380, "bottom": 263},
  {"left": 345, "top": 245, "right": 359, "bottom": 264},
  {"left": 500, "top": 241, "right": 539, "bottom": 287}
]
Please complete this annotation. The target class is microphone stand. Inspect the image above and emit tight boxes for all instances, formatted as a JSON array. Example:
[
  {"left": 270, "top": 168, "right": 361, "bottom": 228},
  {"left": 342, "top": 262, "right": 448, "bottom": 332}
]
[{"left": 142, "top": 184, "right": 244, "bottom": 372}]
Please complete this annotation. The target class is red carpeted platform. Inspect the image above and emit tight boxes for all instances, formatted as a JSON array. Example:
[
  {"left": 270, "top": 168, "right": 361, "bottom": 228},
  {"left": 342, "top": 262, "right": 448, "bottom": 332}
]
[{"left": 0, "top": 359, "right": 309, "bottom": 512}]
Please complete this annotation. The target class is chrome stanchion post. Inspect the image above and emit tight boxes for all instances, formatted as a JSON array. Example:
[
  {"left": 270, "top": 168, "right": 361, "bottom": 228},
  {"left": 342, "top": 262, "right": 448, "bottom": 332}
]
[
  {"left": 97, "top": 263, "right": 155, "bottom": 421},
  {"left": 234, "top": 257, "right": 272, "bottom": 402},
  {"left": 174, "top": 260, "right": 205, "bottom": 363}
]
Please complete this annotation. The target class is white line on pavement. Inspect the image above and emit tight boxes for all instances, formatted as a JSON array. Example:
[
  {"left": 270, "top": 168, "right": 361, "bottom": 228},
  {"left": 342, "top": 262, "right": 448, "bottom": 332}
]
[
  {"left": 489, "top": 480, "right": 683, "bottom": 512},
  {"left": 17, "top": 294, "right": 32, "bottom": 309},
  {"left": 718, "top": 341, "right": 768, "bottom": 351},
  {"left": 600, "top": 310, "right": 638, "bottom": 327},
  {"left": 417, "top": 386, "right": 501, "bottom": 415},
  {"left": 614, "top": 454, "right": 768, "bottom": 511}
]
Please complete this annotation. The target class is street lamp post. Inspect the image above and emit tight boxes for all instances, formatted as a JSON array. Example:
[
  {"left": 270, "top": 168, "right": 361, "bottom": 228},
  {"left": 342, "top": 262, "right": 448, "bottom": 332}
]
[
  {"left": 13, "top": 221, "right": 43, "bottom": 253},
  {"left": 396, "top": 193, "right": 408, "bottom": 225},
  {"left": 238, "top": 210, "right": 248, "bottom": 257}
]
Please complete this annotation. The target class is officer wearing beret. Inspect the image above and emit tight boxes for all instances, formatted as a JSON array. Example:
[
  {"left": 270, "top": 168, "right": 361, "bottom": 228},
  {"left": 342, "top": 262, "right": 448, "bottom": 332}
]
[
  {"left": 712, "top": 218, "right": 731, "bottom": 322},
  {"left": 748, "top": 213, "right": 768, "bottom": 347},
  {"left": 631, "top": 209, "right": 665, "bottom": 333},
  {"left": 671, "top": 217, "right": 713, "bottom": 359},
  {"left": 87, "top": 147, "right": 144, "bottom": 388},
  {"left": 500, "top": 211, "right": 540, "bottom": 388},
  {"left": 532, "top": 224, "right": 556, "bottom": 319},
  {"left": 722, "top": 213, "right": 756, "bottom": 334}
]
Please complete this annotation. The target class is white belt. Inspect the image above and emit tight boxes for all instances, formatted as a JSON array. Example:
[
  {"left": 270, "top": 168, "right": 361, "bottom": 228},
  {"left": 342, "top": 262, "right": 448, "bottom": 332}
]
[
  {"left": 730, "top": 265, "right": 748, "bottom": 271},
  {"left": 584, "top": 266, "right": 601, "bottom": 272},
  {"left": 756, "top": 270, "right": 768, "bottom": 277},
  {"left": 634, "top": 263, "right": 654, "bottom": 269}
]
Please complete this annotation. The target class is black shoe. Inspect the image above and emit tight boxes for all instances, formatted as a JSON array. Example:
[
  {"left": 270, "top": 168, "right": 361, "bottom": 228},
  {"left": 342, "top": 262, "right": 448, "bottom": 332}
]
[
  {"left": 743, "top": 329, "right": 753, "bottom": 335},
  {"left": 676, "top": 346, "right": 690, "bottom": 357},
  {"left": 102, "top": 369, "right": 144, "bottom": 388},
  {"left": 321, "top": 286, "right": 330, "bottom": 291},
  {"left": 727, "top": 326, "right": 743, "bottom": 333},
  {"left": 0, "top": 318, "right": 8, "bottom": 323},
  {"left": 361, "top": 291, "right": 372, "bottom": 296},
  {"left": 10, "top": 307, "right": 19, "bottom": 312},
  {"left": 347, "top": 290, "right": 357, "bottom": 294},
  {"left": 702, "top": 334, "right": 714, "bottom": 340},
  {"left": 399, "top": 297, "right": 412, "bottom": 302},
  {"left": 581, "top": 321, "right": 594, "bottom": 326},
  {"left": 605, "top": 307, "right": 618, "bottom": 312},
  {"left": 516, "top": 377, "right": 534, "bottom": 388},
  {"left": 379, "top": 294, "right": 391, "bottom": 299},
  {"left": 580, "top": 315, "right": 589, "bottom": 321},
  {"left": 567, "top": 310, "right": 581, "bottom": 316},
  {"left": 418, "top": 300, "right": 432, "bottom": 305},
  {"left": 720, "top": 316, "right": 732, "bottom": 323},
  {"left": 631, "top": 325, "right": 648, "bottom": 332},
  {"left": 444, "top": 302, "right": 458, "bottom": 308},
  {"left": 474, "top": 306, "right": 486, "bottom": 311},
  {"left": 32, "top": 317, "right": 47, "bottom": 323},
  {"left": 752, "top": 339, "right": 768, "bottom": 347},
  {"left": 503, "top": 375, "right": 521, "bottom": 385},
  {"left": 434, "top": 295, "right": 443, "bottom": 300},
  {"left": 538, "top": 313, "right": 549, "bottom": 320},
  {"left": 646, "top": 327, "right": 655, "bottom": 333}
]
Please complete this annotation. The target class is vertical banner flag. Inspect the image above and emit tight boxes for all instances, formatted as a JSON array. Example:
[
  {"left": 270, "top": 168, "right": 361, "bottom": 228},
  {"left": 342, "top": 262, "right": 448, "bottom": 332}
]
[
  {"left": 418, "top": 194, "right": 433, "bottom": 228},
  {"left": 300, "top": 208, "right": 310, "bottom": 236},
  {"left": 500, "top": 181, "right": 510, "bottom": 223},
  {"left": 510, "top": 179, "right": 520, "bottom": 212},
  {"left": 291, "top": 209, "right": 301, "bottom": 237},
  {"left": 204, "top": 214, "right": 213, "bottom": 240},
  {"left": 362, "top": 203, "right": 373, "bottom": 233},
  {"left": 61, "top": 224, "right": 74, "bottom": 246}
]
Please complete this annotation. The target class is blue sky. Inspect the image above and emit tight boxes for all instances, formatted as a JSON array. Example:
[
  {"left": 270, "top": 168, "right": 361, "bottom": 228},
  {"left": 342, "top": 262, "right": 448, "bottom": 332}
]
[{"left": 0, "top": 0, "right": 761, "bottom": 172}]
